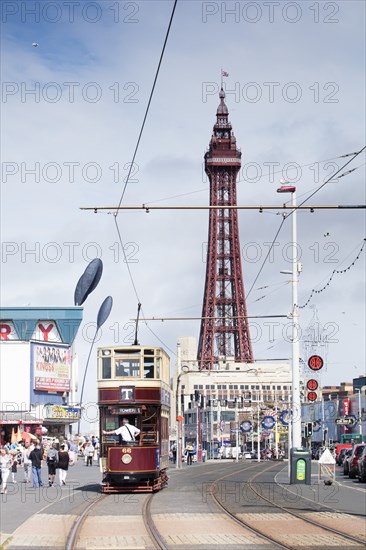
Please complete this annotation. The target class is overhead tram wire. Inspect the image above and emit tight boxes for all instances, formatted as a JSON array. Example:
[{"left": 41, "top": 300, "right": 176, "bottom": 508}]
[
  {"left": 142, "top": 152, "right": 358, "bottom": 207},
  {"left": 113, "top": 0, "right": 178, "bottom": 355},
  {"left": 245, "top": 145, "right": 366, "bottom": 299}
]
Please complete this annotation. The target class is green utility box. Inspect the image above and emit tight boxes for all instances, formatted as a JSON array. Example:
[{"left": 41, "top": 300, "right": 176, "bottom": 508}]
[{"left": 290, "top": 448, "right": 311, "bottom": 485}]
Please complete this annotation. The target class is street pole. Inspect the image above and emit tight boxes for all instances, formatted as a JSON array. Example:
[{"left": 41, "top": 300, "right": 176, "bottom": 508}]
[
  {"left": 291, "top": 188, "right": 301, "bottom": 449},
  {"left": 274, "top": 389, "right": 278, "bottom": 458},
  {"left": 235, "top": 399, "right": 239, "bottom": 462},
  {"left": 356, "top": 389, "right": 362, "bottom": 435},
  {"left": 257, "top": 397, "right": 261, "bottom": 463},
  {"left": 176, "top": 344, "right": 182, "bottom": 470},
  {"left": 277, "top": 184, "right": 301, "bottom": 450},
  {"left": 321, "top": 396, "right": 325, "bottom": 445}
]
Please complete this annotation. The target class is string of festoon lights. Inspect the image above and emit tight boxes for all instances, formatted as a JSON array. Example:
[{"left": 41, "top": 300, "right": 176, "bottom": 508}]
[{"left": 297, "top": 238, "right": 366, "bottom": 309}]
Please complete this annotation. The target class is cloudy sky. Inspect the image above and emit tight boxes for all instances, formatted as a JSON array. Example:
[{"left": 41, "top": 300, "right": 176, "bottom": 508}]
[{"left": 1, "top": 0, "right": 365, "bottom": 412}]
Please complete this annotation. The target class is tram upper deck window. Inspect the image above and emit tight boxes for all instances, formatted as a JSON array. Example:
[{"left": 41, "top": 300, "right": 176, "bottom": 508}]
[
  {"left": 102, "top": 357, "right": 112, "bottom": 379},
  {"left": 143, "top": 357, "right": 154, "bottom": 378},
  {"left": 115, "top": 359, "right": 140, "bottom": 377}
]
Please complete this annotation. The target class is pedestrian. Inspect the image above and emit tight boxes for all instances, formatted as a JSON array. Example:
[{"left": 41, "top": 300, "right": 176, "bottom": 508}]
[
  {"left": 186, "top": 443, "right": 194, "bottom": 465},
  {"left": 10, "top": 451, "right": 18, "bottom": 483},
  {"left": 0, "top": 448, "right": 13, "bottom": 494},
  {"left": 46, "top": 443, "right": 59, "bottom": 486},
  {"left": 57, "top": 444, "right": 70, "bottom": 486},
  {"left": 22, "top": 442, "right": 32, "bottom": 483},
  {"left": 29, "top": 441, "right": 44, "bottom": 488},
  {"left": 84, "top": 442, "right": 94, "bottom": 466}
]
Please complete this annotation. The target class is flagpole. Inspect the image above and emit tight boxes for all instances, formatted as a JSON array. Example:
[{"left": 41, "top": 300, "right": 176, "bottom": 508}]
[{"left": 220, "top": 68, "right": 223, "bottom": 89}]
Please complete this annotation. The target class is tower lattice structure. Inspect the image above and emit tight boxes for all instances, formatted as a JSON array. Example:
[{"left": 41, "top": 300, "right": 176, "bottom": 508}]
[{"left": 197, "top": 89, "right": 253, "bottom": 369}]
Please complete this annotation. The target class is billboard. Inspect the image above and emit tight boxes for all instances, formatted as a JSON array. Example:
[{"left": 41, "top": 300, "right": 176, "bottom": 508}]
[{"left": 31, "top": 342, "right": 71, "bottom": 392}]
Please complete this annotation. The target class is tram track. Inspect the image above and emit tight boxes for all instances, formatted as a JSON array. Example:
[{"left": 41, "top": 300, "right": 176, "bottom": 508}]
[{"left": 209, "top": 461, "right": 366, "bottom": 549}]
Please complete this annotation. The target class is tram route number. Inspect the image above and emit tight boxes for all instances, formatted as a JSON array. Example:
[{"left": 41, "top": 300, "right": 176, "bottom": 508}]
[{"left": 122, "top": 448, "right": 132, "bottom": 454}]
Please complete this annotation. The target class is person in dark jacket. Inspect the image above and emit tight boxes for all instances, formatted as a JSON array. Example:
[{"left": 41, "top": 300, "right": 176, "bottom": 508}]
[
  {"left": 29, "top": 442, "right": 43, "bottom": 488},
  {"left": 57, "top": 444, "right": 70, "bottom": 486}
]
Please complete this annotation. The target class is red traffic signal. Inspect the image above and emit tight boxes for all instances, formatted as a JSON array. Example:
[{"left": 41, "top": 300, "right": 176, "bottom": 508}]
[
  {"left": 308, "top": 355, "right": 324, "bottom": 371},
  {"left": 306, "top": 379, "right": 318, "bottom": 391},
  {"left": 307, "top": 391, "right": 317, "bottom": 402}
]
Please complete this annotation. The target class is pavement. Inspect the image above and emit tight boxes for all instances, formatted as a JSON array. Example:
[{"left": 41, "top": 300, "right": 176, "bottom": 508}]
[{"left": 0, "top": 459, "right": 365, "bottom": 549}]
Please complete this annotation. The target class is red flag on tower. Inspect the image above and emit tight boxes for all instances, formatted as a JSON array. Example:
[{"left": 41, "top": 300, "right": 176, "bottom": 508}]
[{"left": 222, "top": 71, "right": 229, "bottom": 77}]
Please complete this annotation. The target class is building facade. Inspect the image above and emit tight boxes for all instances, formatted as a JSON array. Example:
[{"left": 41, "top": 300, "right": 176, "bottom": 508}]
[{"left": 0, "top": 307, "right": 82, "bottom": 442}]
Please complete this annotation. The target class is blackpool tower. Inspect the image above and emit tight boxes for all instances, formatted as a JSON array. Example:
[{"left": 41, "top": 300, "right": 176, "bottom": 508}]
[{"left": 197, "top": 89, "right": 254, "bottom": 369}]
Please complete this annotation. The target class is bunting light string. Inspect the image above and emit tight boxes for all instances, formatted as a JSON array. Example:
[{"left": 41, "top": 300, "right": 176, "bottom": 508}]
[{"left": 297, "top": 239, "right": 366, "bottom": 309}]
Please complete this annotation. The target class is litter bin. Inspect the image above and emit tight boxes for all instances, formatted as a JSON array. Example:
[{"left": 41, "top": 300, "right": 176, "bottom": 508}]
[{"left": 290, "top": 448, "right": 311, "bottom": 485}]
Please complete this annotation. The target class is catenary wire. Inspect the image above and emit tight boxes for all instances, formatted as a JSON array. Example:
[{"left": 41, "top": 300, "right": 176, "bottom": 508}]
[
  {"left": 112, "top": 1, "right": 178, "bottom": 355},
  {"left": 245, "top": 146, "right": 365, "bottom": 299}
]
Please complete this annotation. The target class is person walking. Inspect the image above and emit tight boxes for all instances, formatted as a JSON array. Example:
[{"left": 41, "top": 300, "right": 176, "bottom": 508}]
[
  {"left": 57, "top": 444, "right": 70, "bottom": 486},
  {"left": 46, "top": 443, "right": 59, "bottom": 486},
  {"left": 84, "top": 442, "right": 94, "bottom": 466},
  {"left": 22, "top": 442, "right": 32, "bottom": 483},
  {"left": 10, "top": 450, "right": 18, "bottom": 483},
  {"left": 0, "top": 448, "right": 13, "bottom": 494},
  {"left": 186, "top": 443, "right": 194, "bottom": 465},
  {"left": 29, "top": 441, "right": 44, "bottom": 488}
]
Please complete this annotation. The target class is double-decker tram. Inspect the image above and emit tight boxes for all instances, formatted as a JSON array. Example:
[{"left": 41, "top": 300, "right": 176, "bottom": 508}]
[{"left": 97, "top": 345, "right": 170, "bottom": 492}]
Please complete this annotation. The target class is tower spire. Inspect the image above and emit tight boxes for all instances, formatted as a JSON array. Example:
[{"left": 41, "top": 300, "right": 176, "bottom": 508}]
[{"left": 197, "top": 91, "right": 253, "bottom": 369}]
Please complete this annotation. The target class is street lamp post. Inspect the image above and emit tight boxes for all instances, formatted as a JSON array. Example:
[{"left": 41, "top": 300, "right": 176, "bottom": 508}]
[
  {"left": 175, "top": 352, "right": 190, "bottom": 470},
  {"left": 277, "top": 183, "right": 302, "bottom": 450}
]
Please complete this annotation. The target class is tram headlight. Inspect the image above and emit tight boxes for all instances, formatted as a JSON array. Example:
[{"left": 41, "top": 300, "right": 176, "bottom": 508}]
[
  {"left": 102, "top": 349, "right": 111, "bottom": 356},
  {"left": 122, "top": 454, "right": 132, "bottom": 465}
]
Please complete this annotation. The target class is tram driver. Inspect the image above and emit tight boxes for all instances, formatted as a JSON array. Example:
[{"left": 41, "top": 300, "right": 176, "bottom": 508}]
[{"left": 103, "top": 418, "right": 141, "bottom": 445}]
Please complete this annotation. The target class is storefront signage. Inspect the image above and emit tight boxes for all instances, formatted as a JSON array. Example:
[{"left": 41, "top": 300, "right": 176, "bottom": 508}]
[
  {"left": 110, "top": 407, "right": 141, "bottom": 415},
  {"left": 0, "top": 321, "right": 61, "bottom": 341},
  {"left": 44, "top": 405, "right": 81, "bottom": 420}
]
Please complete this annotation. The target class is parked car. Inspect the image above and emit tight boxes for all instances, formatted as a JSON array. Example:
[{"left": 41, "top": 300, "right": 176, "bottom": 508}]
[
  {"left": 335, "top": 444, "right": 352, "bottom": 465},
  {"left": 243, "top": 452, "right": 252, "bottom": 459},
  {"left": 348, "top": 444, "right": 366, "bottom": 479},
  {"left": 357, "top": 447, "right": 366, "bottom": 483},
  {"left": 343, "top": 449, "right": 353, "bottom": 475}
]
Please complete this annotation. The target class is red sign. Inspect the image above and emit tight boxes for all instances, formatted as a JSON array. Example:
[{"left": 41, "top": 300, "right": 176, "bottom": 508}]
[
  {"left": 308, "top": 355, "right": 324, "bottom": 371},
  {"left": 307, "top": 391, "right": 317, "bottom": 402},
  {"left": 307, "top": 379, "right": 318, "bottom": 391},
  {"left": 343, "top": 399, "right": 350, "bottom": 416}
]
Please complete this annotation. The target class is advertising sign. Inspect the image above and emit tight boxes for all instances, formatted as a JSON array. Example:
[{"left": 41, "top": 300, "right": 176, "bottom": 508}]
[
  {"left": 31, "top": 342, "right": 71, "bottom": 392},
  {"left": 44, "top": 405, "right": 81, "bottom": 420}
]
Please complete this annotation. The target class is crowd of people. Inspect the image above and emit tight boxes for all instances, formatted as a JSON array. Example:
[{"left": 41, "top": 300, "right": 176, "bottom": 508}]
[{"left": 0, "top": 434, "right": 100, "bottom": 493}]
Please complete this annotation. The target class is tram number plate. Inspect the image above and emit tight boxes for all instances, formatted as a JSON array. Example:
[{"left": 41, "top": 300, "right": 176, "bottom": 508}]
[{"left": 124, "top": 476, "right": 130, "bottom": 479}]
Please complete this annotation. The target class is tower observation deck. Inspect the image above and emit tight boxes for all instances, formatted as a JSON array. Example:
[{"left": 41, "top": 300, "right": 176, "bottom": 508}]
[{"left": 197, "top": 89, "right": 254, "bottom": 369}]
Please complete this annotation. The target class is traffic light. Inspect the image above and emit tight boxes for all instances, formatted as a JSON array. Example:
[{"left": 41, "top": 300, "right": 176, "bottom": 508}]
[{"left": 307, "top": 422, "right": 313, "bottom": 437}]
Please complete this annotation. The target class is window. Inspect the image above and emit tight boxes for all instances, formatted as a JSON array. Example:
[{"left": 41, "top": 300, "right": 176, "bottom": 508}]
[
  {"left": 199, "top": 385, "right": 203, "bottom": 389},
  {"left": 205, "top": 385, "right": 210, "bottom": 389},
  {"left": 283, "top": 386, "right": 288, "bottom": 390},
  {"left": 102, "top": 357, "right": 111, "bottom": 379},
  {"left": 229, "top": 385, "right": 234, "bottom": 389},
  {"left": 222, "top": 385, "right": 227, "bottom": 389},
  {"left": 143, "top": 357, "right": 154, "bottom": 378},
  {"left": 251, "top": 385, "right": 255, "bottom": 389},
  {"left": 256, "top": 385, "right": 260, "bottom": 390},
  {"left": 211, "top": 385, "right": 215, "bottom": 389},
  {"left": 277, "top": 385, "right": 281, "bottom": 390},
  {"left": 181, "top": 385, "right": 185, "bottom": 389},
  {"left": 115, "top": 359, "right": 140, "bottom": 377},
  {"left": 234, "top": 385, "right": 238, "bottom": 389},
  {"left": 272, "top": 385, "right": 276, "bottom": 390},
  {"left": 240, "top": 385, "right": 244, "bottom": 389},
  {"left": 194, "top": 385, "right": 198, "bottom": 389},
  {"left": 217, "top": 385, "right": 222, "bottom": 389},
  {"left": 245, "top": 385, "right": 249, "bottom": 390}
]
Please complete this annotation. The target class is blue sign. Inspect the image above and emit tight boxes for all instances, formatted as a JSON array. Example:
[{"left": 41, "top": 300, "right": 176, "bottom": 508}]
[
  {"left": 261, "top": 416, "right": 275, "bottom": 429},
  {"left": 240, "top": 420, "right": 252, "bottom": 433},
  {"left": 279, "top": 410, "right": 292, "bottom": 426},
  {"left": 313, "top": 420, "right": 321, "bottom": 433}
]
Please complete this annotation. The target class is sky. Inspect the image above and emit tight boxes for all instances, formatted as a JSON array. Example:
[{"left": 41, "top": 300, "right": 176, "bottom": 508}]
[{"left": 1, "top": 0, "right": 365, "bottom": 418}]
